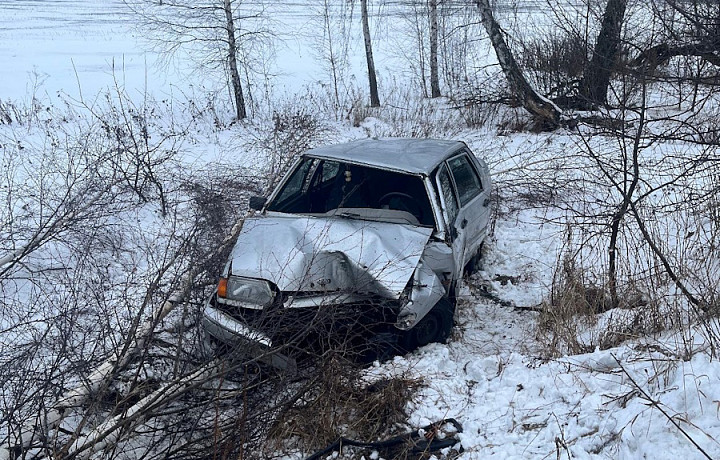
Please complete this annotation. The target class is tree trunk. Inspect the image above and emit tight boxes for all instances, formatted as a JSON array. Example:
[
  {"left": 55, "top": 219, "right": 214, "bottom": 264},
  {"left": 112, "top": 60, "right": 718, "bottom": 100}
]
[
  {"left": 429, "top": 0, "right": 441, "bottom": 98},
  {"left": 475, "top": 0, "right": 561, "bottom": 128},
  {"left": 224, "top": 0, "right": 247, "bottom": 120},
  {"left": 579, "top": 0, "right": 627, "bottom": 105},
  {"left": 607, "top": 150, "right": 639, "bottom": 309},
  {"left": 361, "top": 0, "right": 380, "bottom": 107}
]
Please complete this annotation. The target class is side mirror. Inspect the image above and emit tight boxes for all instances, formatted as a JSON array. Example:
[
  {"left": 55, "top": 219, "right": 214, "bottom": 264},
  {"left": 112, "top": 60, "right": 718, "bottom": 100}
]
[
  {"left": 249, "top": 196, "right": 267, "bottom": 211},
  {"left": 483, "top": 198, "right": 491, "bottom": 208}
]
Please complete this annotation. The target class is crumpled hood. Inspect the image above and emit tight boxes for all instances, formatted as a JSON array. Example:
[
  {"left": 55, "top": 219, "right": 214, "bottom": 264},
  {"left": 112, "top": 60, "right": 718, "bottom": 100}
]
[{"left": 227, "top": 215, "right": 433, "bottom": 298}]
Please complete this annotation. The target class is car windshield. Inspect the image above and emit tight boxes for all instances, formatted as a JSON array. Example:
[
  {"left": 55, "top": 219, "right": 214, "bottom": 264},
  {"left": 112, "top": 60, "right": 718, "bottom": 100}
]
[{"left": 266, "top": 157, "right": 435, "bottom": 227}]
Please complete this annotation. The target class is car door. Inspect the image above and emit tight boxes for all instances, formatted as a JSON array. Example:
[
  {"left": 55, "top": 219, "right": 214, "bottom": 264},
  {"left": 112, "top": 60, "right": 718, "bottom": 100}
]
[
  {"left": 435, "top": 163, "right": 466, "bottom": 279},
  {"left": 446, "top": 152, "right": 490, "bottom": 266}
]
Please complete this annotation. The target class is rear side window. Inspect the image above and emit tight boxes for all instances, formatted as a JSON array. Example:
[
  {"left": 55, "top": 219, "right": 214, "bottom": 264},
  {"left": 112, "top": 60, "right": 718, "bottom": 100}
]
[{"left": 448, "top": 155, "right": 483, "bottom": 206}]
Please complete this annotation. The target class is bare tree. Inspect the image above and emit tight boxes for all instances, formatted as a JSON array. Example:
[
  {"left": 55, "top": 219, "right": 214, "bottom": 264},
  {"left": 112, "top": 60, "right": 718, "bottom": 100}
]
[
  {"left": 631, "top": 0, "right": 720, "bottom": 94},
  {"left": 361, "top": 0, "right": 381, "bottom": 107},
  {"left": 475, "top": 0, "right": 562, "bottom": 128},
  {"left": 388, "top": 1, "right": 429, "bottom": 97},
  {"left": 429, "top": 0, "right": 441, "bottom": 98},
  {"left": 311, "top": 0, "right": 354, "bottom": 117},
  {"left": 579, "top": 0, "right": 628, "bottom": 106},
  {"left": 126, "top": 0, "right": 273, "bottom": 120},
  {"left": 391, "top": 1, "right": 444, "bottom": 99},
  {"left": 224, "top": 0, "right": 247, "bottom": 119},
  {"left": 564, "top": 71, "right": 716, "bottom": 313}
]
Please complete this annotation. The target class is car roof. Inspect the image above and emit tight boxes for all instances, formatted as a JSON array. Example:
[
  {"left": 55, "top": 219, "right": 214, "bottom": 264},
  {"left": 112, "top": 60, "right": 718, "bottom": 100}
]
[{"left": 303, "top": 138, "right": 466, "bottom": 175}]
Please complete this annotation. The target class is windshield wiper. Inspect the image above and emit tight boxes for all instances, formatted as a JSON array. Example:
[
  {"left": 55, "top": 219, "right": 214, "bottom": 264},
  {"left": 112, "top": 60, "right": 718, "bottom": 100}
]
[{"left": 335, "top": 211, "right": 365, "bottom": 219}]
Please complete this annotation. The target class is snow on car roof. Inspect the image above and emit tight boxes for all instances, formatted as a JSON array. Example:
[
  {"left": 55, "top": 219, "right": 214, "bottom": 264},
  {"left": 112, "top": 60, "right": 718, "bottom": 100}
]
[{"left": 304, "top": 138, "right": 466, "bottom": 175}]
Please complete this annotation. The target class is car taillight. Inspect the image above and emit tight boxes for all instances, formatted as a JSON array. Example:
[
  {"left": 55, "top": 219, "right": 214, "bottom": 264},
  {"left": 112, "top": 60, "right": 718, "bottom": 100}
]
[{"left": 217, "top": 277, "right": 228, "bottom": 298}]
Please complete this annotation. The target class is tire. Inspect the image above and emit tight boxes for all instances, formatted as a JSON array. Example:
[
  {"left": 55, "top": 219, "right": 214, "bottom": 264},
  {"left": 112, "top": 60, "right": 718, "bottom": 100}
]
[
  {"left": 400, "top": 297, "right": 455, "bottom": 352},
  {"left": 464, "top": 242, "right": 485, "bottom": 277}
]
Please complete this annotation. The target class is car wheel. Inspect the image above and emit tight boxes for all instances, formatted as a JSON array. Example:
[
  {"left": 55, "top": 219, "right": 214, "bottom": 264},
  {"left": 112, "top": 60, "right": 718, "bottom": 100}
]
[
  {"left": 464, "top": 242, "right": 485, "bottom": 277},
  {"left": 400, "top": 297, "right": 455, "bottom": 351}
]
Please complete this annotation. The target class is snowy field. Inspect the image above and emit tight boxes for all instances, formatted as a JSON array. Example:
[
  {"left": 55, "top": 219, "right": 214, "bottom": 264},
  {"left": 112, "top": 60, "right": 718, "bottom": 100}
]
[
  {"left": 0, "top": 0, "right": 545, "bottom": 101},
  {"left": 1, "top": 1, "right": 720, "bottom": 459},
  {"left": 0, "top": 1, "right": 157, "bottom": 98},
  {"left": 0, "top": 0, "right": 414, "bottom": 100}
]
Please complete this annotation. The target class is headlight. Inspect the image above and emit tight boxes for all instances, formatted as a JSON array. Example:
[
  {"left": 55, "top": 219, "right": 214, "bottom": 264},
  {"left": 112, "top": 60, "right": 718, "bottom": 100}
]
[{"left": 218, "top": 276, "right": 274, "bottom": 306}]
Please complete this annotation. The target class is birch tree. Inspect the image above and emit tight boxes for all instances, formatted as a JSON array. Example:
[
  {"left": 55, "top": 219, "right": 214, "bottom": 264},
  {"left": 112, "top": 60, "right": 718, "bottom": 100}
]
[
  {"left": 126, "top": 0, "right": 272, "bottom": 120},
  {"left": 475, "top": 0, "right": 562, "bottom": 128},
  {"left": 429, "top": 0, "right": 441, "bottom": 98},
  {"left": 224, "top": 0, "right": 247, "bottom": 119}
]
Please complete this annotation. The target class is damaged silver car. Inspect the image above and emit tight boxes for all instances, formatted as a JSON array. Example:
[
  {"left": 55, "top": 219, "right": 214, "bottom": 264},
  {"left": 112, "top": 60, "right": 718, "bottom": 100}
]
[{"left": 203, "top": 138, "right": 492, "bottom": 369}]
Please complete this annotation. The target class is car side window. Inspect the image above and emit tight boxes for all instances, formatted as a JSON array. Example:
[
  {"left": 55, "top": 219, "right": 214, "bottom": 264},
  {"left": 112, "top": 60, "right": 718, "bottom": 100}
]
[
  {"left": 306, "top": 159, "right": 341, "bottom": 196},
  {"left": 271, "top": 158, "right": 316, "bottom": 208},
  {"left": 437, "top": 165, "right": 459, "bottom": 225},
  {"left": 318, "top": 160, "right": 341, "bottom": 185},
  {"left": 448, "top": 154, "right": 483, "bottom": 206}
]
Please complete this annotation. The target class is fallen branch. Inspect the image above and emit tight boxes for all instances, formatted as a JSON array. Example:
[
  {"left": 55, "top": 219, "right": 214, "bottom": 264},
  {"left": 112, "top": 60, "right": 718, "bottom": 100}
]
[{"left": 304, "top": 418, "right": 463, "bottom": 460}]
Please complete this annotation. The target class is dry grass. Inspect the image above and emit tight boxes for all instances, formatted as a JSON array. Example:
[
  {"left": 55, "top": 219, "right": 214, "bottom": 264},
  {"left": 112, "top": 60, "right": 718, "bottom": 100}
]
[{"left": 538, "top": 258, "right": 665, "bottom": 357}]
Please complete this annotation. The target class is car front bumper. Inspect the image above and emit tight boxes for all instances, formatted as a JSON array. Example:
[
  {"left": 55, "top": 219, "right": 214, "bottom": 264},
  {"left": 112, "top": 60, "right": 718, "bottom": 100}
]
[{"left": 202, "top": 301, "right": 297, "bottom": 372}]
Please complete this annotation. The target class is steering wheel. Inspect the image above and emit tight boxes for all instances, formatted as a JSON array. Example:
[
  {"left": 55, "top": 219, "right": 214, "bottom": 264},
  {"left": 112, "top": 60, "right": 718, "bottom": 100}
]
[{"left": 378, "top": 192, "right": 423, "bottom": 222}]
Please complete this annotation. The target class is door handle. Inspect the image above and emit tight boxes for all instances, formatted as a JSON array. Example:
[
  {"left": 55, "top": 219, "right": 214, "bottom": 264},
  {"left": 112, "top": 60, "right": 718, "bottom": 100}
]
[{"left": 460, "top": 218, "right": 468, "bottom": 229}]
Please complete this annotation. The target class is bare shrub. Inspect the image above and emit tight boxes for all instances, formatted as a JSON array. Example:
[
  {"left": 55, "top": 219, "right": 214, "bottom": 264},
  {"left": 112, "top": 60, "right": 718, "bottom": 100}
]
[
  {"left": 351, "top": 79, "right": 466, "bottom": 138},
  {"left": 538, "top": 254, "right": 665, "bottom": 356},
  {"left": 181, "top": 167, "right": 264, "bottom": 279},
  {"left": 0, "top": 99, "right": 21, "bottom": 125},
  {"left": 267, "top": 354, "right": 422, "bottom": 457},
  {"left": 88, "top": 89, "right": 189, "bottom": 216},
  {"left": 519, "top": 31, "right": 588, "bottom": 101},
  {"left": 454, "top": 98, "right": 501, "bottom": 128},
  {"left": 449, "top": 77, "right": 542, "bottom": 131},
  {"left": 538, "top": 257, "right": 604, "bottom": 355},
  {"left": 252, "top": 104, "right": 331, "bottom": 192}
]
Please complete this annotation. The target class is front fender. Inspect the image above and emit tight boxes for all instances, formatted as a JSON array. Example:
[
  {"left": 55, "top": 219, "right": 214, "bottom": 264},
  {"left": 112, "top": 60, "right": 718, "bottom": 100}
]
[{"left": 394, "top": 260, "right": 446, "bottom": 330}]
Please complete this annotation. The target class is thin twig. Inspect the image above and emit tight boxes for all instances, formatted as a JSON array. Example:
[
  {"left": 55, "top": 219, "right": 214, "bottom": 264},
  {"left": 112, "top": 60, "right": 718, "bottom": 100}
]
[{"left": 612, "top": 354, "right": 713, "bottom": 460}]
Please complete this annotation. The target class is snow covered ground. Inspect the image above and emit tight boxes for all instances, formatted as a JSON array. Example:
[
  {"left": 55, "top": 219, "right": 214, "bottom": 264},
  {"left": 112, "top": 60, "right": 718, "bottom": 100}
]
[
  {"left": 1, "top": 1, "right": 719, "bottom": 459},
  {"left": 385, "top": 214, "right": 720, "bottom": 459}
]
